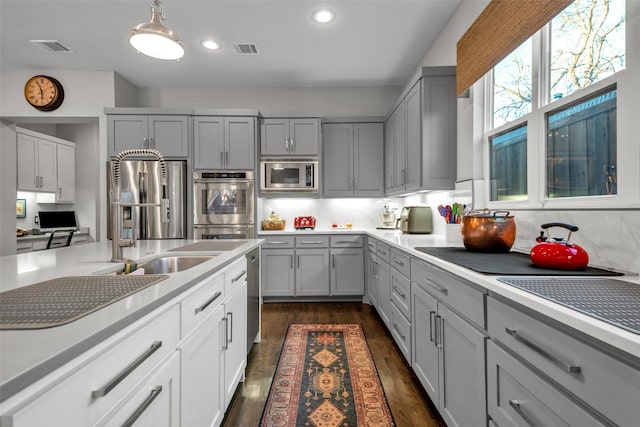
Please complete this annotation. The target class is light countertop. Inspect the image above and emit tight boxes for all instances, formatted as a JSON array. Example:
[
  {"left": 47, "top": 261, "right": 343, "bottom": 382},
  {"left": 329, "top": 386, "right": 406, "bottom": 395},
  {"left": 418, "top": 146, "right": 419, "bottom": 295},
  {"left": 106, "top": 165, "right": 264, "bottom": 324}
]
[{"left": 0, "top": 239, "right": 262, "bottom": 402}]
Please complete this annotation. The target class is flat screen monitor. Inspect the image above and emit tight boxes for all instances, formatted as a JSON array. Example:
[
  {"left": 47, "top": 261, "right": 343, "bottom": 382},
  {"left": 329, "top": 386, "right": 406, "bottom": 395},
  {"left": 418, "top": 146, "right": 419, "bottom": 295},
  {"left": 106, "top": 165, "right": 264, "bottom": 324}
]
[{"left": 38, "top": 211, "right": 77, "bottom": 230}]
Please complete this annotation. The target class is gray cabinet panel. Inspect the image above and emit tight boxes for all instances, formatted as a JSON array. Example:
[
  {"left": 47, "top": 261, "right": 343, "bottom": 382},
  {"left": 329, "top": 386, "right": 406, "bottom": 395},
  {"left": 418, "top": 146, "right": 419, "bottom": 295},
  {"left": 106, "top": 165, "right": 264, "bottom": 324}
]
[
  {"left": 323, "top": 123, "right": 383, "bottom": 197},
  {"left": 390, "top": 268, "right": 411, "bottom": 320},
  {"left": 108, "top": 115, "right": 189, "bottom": 158},
  {"left": 392, "top": 102, "right": 406, "bottom": 193},
  {"left": 260, "top": 119, "right": 289, "bottom": 156},
  {"left": 411, "top": 284, "right": 440, "bottom": 406},
  {"left": 422, "top": 76, "right": 456, "bottom": 189},
  {"left": 376, "top": 257, "right": 391, "bottom": 328},
  {"left": 149, "top": 115, "right": 189, "bottom": 157},
  {"left": 194, "top": 117, "right": 224, "bottom": 169},
  {"left": 108, "top": 115, "right": 147, "bottom": 155},
  {"left": 384, "top": 117, "right": 394, "bottom": 193},
  {"left": 225, "top": 117, "right": 255, "bottom": 170},
  {"left": 438, "top": 303, "right": 487, "bottom": 427},
  {"left": 322, "top": 123, "right": 353, "bottom": 196},
  {"left": 261, "top": 249, "right": 295, "bottom": 297},
  {"left": 487, "top": 340, "right": 607, "bottom": 427},
  {"left": 353, "top": 123, "right": 384, "bottom": 196},
  {"left": 391, "top": 304, "right": 411, "bottom": 363},
  {"left": 367, "top": 251, "right": 378, "bottom": 307},
  {"left": 260, "top": 118, "right": 319, "bottom": 156},
  {"left": 330, "top": 248, "right": 364, "bottom": 296},
  {"left": 405, "top": 81, "right": 422, "bottom": 193},
  {"left": 296, "top": 249, "right": 330, "bottom": 296}
]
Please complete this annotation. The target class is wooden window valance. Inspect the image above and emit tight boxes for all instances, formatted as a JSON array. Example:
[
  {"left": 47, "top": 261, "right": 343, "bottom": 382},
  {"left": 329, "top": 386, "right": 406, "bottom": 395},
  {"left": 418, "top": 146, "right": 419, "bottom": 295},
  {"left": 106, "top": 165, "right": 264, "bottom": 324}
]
[{"left": 456, "top": 0, "right": 573, "bottom": 96}]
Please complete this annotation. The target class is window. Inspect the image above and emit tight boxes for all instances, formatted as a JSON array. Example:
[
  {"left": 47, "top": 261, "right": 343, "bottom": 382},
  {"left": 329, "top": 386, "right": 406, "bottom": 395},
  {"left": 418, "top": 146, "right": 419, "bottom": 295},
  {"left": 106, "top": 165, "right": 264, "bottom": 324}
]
[
  {"left": 550, "top": 0, "right": 625, "bottom": 101},
  {"left": 493, "top": 38, "right": 532, "bottom": 128},
  {"left": 487, "top": 0, "right": 624, "bottom": 204},
  {"left": 546, "top": 87, "right": 617, "bottom": 198},
  {"left": 489, "top": 124, "right": 527, "bottom": 201}
]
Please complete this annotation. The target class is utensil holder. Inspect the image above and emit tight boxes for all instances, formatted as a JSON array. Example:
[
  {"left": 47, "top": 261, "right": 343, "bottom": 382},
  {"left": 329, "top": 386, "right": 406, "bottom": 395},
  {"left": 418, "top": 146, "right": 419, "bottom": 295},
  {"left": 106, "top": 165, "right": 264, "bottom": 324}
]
[{"left": 445, "top": 223, "right": 462, "bottom": 243}]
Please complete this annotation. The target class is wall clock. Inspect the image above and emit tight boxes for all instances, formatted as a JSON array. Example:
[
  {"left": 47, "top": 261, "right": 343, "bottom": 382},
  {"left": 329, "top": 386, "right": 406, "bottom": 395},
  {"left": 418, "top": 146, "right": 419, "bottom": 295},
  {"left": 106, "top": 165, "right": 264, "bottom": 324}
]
[{"left": 24, "top": 75, "right": 65, "bottom": 111}]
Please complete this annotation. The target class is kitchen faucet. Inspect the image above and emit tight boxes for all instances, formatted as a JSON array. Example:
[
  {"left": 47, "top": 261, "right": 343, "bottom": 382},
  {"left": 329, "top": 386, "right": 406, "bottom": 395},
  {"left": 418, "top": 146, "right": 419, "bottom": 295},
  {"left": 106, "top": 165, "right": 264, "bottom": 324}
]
[{"left": 110, "top": 148, "right": 169, "bottom": 262}]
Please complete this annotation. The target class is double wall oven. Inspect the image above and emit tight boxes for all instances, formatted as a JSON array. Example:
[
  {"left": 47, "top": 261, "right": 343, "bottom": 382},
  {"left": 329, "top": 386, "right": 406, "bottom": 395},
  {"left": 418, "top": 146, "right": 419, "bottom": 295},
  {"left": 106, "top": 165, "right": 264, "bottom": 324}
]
[{"left": 193, "top": 171, "right": 255, "bottom": 239}]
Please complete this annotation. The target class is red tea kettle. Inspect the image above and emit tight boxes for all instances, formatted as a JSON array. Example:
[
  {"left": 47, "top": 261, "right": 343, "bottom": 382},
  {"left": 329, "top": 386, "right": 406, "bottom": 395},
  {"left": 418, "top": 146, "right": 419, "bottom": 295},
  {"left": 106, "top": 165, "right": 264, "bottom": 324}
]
[{"left": 530, "top": 223, "right": 589, "bottom": 270}]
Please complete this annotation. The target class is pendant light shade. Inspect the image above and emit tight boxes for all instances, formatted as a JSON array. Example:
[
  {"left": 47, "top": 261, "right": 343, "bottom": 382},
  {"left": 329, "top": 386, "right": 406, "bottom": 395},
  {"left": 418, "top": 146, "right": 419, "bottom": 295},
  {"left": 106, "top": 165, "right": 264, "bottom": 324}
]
[{"left": 129, "top": 0, "right": 184, "bottom": 60}]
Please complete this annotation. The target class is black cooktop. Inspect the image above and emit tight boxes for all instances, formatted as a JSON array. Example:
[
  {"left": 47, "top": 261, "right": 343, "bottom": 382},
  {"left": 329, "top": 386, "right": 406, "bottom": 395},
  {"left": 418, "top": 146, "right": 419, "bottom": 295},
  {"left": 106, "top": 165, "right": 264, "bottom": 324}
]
[{"left": 414, "top": 247, "right": 623, "bottom": 276}]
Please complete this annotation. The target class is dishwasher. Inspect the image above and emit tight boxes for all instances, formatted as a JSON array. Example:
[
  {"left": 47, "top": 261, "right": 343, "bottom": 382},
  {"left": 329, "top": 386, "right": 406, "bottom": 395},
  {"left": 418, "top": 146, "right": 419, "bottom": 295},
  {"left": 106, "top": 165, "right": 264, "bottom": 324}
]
[{"left": 246, "top": 248, "right": 260, "bottom": 354}]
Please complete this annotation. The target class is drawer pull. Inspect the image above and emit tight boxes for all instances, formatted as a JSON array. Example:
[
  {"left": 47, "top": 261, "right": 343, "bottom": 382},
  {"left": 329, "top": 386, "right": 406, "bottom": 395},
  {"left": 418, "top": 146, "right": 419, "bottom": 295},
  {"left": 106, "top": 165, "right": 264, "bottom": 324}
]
[
  {"left": 195, "top": 291, "right": 222, "bottom": 314},
  {"left": 393, "top": 323, "right": 406, "bottom": 340},
  {"left": 508, "top": 400, "right": 535, "bottom": 426},
  {"left": 92, "top": 341, "right": 162, "bottom": 398},
  {"left": 268, "top": 241, "right": 289, "bottom": 245},
  {"left": 121, "top": 385, "right": 163, "bottom": 427},
  {"left": 393, "top": 286, "right": 406, "bottom": 299},
  {"left": 424, "top": 277, "right": 448, "bottom": 295},
  {"left": 301, "top": 240, "right": 325, "bottom": 244},
  {"left": 505, "top": 327, "right": 581, "bottom": 374},
  {"left": 231, "top": 269, "right": 247, "bottom": 283},
  {"left": 334, "top": 240, "right": 356, "bottom": 244},
  {"left": 377, "top": 249, "right": 387, "bottom": 255},
  {"left": 392, "top": 257, "right": 404, "bottom": 266}
]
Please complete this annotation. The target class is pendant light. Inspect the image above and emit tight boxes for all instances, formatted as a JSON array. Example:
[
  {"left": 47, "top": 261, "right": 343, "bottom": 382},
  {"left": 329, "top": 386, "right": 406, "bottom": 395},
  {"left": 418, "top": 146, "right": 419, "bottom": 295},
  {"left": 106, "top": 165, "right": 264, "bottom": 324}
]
[{"left": 129, "top": 0, "right": 184, "bottom": 60}]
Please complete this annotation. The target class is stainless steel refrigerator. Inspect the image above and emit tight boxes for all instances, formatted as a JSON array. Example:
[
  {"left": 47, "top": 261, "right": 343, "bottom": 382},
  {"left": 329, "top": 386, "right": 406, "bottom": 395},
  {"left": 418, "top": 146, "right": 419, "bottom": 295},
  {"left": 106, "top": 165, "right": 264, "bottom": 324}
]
[{"left": 107, "top": 160, "right": 186, "bottom": 239}]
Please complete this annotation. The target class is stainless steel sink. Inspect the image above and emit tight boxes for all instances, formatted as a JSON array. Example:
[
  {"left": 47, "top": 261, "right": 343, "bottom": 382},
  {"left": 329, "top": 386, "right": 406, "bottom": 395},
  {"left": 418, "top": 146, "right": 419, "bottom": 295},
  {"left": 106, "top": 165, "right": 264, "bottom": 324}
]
[{"left": 138, "top": 255, "right": 215, "bottom": 274}]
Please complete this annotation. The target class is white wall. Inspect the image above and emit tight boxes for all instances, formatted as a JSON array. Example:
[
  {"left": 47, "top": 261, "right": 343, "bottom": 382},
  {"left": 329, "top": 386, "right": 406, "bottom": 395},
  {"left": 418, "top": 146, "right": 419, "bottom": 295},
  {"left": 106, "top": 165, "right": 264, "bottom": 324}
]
[{"left": 0, "top": 70, "right": 117, "bottom": 250}]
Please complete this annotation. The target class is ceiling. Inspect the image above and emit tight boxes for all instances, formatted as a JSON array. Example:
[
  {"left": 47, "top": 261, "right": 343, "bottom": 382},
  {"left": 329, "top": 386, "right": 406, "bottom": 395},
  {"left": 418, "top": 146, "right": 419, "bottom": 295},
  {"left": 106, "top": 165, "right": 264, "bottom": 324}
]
[{"left": 0, "top": 0, "right": 461, "bottom": 89}]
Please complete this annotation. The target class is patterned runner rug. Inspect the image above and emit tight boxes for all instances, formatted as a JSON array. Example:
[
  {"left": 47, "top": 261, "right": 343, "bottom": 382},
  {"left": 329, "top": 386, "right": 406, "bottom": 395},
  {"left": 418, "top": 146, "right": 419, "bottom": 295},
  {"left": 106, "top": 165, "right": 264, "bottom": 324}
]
[{"left": 260, "top": 323, "right": 395, "bottom": 426}]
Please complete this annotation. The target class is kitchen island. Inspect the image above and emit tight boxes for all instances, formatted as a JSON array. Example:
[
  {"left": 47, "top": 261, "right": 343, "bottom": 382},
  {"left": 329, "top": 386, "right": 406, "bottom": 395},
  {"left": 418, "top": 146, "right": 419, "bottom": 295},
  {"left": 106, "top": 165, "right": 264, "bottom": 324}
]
[{"left": 0, "top": 238, "right": 261, "bottom": 426}]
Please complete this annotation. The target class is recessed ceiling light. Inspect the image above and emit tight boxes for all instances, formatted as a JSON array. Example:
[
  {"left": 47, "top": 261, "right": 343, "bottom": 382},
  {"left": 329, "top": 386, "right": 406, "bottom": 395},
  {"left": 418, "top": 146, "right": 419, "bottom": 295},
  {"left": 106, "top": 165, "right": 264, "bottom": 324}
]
[
  {"left": 201, "top": 40, "right": 222, "bottom": 50},
  {"left": 312, "top": 9, "right": 335, "bottom": 24}
]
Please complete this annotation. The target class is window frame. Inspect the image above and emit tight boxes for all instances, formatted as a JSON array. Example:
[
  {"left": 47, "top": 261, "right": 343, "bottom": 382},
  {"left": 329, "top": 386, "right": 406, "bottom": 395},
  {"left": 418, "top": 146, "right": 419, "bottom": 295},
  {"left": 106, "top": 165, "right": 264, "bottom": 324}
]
[{"left": 482, "top": 2, "right": 635, "bottom": 210}]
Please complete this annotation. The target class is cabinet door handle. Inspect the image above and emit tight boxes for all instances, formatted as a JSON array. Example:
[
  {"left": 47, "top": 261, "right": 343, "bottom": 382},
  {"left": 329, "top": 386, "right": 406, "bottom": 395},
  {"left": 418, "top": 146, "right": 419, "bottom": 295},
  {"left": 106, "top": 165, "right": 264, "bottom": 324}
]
[
  {"left": 392, "top": 257, "right": 404, "bottom": 266},
  {"left": 58, "top": 187, "right": 62, "bottom": 198},
  {"left": 393, "top": 286, "right": 406, "bottom": 299},
  {"left": 232, "top": 269, "right": 247, "bottom": 283},
  {"left": 508, "top": 400, "right": 535, "bottom": 426},
  {"left": 195, "top": 291, "right": 222, "bottom": 314},
  {"left": 290, "top": 137, "right": 295, "bottom": 152},
  {"left": 332, "top": 254, "right": 335, "bottom": 268},
  {"left": 300, "top": 240, "right": 324, "bottom": 244},
  {"left": 285, "top": 137, "right": 289, "bottom": 151},
  {"left": 290, "top": 255, "right": 294, "bottom": 269},
  {"left": 429, "top": 311, "right": 436, "bottom": 342},
  {"left": 143, "top": 137, "right": 149, "bottom": 148},
  {"left": 393, "top": 323, "right": 406, "bottom": 340},
  {"left": 226, "top": 151, "right": 229, "bottom": 166},
  {"left": 505, "top": 327, "right": 581, "bottom": 374},
  {"left": 434, "top": 315, "right": 442, "bottom": 348},
  {"left": 91, "top": 341, "right": 162, "bottom": 398},
  {"left": 121, "top": 385, "right": 163, "bottom": 427},
  {"left": 401, "top": 169, "right": 406, "bottom": 185},
  {"left": 297, "top": 254, "right": 300, "bottom": 268},
  {"left": 227, "top": 311, "right": 233, "bottom": 344},
  {"left": 424, "top": 277, "right": 448, "bottom": 295},
  {"left": 222, "top": 316, "right": 228, "bottom": 350},
  {"left": 149, "top": 137, "right": 154, "bottom": 148},
  {"left": 220, "top": 151, "right": 225, "bottom": 166}
]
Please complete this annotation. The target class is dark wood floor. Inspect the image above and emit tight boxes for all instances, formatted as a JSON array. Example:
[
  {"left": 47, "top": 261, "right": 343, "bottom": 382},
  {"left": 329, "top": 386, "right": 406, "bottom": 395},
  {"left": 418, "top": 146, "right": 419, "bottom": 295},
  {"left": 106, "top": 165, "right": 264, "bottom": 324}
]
[{"left": 222, "top": 302, "right": 446, "bottom": 426}]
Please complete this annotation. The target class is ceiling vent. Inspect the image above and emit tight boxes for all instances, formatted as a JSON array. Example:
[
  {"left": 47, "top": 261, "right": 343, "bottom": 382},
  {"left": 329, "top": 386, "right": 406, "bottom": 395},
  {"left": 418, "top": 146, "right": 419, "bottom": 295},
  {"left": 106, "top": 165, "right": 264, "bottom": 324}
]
[
  {"left": 29, "top": 40, "right": 73, "bottom": 53},
  {"left": 233, "top": 43, "right": 259, "bottom": 55}
]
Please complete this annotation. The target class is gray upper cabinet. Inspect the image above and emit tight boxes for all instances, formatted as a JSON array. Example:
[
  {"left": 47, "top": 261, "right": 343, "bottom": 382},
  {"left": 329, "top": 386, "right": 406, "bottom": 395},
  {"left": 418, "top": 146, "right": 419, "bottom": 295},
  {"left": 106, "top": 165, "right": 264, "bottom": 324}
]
[
  {"left": 384, "top": 67, "right": 456, "bottom": 195},
  {"left": 260, "top": 118, "right": 320, "bottom": 156},
  {"left": 322, "top": 122, "right": 384, "bottom": 197},
  {"left": 107, "top": 115, "right": 190, "bottom": 158},
  {"left": 193, "top": 116, "right": 256, "bottom": 170}
]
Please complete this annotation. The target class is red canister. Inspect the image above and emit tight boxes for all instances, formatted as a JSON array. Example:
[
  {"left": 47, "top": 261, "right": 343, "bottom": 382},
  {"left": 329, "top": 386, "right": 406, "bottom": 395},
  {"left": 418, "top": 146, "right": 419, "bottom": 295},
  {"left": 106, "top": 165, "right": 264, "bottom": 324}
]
[{"left": 294, "top": 216, "right": 316, "bottom": 230}]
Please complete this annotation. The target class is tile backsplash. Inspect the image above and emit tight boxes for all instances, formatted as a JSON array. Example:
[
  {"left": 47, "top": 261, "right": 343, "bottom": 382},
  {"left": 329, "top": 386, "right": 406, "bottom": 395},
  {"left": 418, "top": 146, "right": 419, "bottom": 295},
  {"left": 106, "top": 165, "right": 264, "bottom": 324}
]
[{"left": 258, "top": 194, "right": 640, "bottom": 275}]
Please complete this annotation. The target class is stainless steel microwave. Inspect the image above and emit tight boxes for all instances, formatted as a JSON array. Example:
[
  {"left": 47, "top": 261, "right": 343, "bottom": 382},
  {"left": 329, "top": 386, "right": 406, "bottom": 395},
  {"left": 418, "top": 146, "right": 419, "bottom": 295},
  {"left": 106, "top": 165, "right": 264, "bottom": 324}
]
[{"left": 260, "top": 159, "right": 319, "bottom": 192}]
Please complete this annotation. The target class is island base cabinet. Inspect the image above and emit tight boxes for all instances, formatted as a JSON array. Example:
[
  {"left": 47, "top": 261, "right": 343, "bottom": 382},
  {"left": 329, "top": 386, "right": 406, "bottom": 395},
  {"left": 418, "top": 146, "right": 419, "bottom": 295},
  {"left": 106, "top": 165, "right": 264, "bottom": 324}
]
[
  {"left": 95, "top": 353, "right": 180, "bottom": 427},
  {"left": 178, "top": 305, "right": 225, "bottom": 427},
  {"left": 223, "top": 283, "right": 248, "bottom": 408},
  {"left": 487, "top": 341, "right": 608, "bottom": 427}
]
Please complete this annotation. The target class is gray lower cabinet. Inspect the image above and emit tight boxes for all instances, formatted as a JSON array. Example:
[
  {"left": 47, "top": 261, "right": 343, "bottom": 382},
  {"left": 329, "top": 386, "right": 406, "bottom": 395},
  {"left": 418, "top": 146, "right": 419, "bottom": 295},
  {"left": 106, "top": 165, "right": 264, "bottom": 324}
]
[
  {"left": 193, "top": 116, "right": 256, "bottom": 170},
  {"left": 376, "top": 254, "right": 392, "bottom": 328},
  {"left": 488, "top": 296, "right": 640, "bottom": 427},
  {"left": 107, "top": 114, "right": 190, "bottom": 158},
  {"left": 366, "top": 242, "right": 378, "bottom": 307},
  {"left": 487, "top": 340, "right": 608, "bottom": 427},
  {"left": 296, "top": 249, "right": 330, "bottom": 296},
  {"left": 261, "top": 234, "right": 364, "bottom": 298},
  {"left": 322, "top": 122, "right": 384, "bottom": 197},
  {"left": 330, "top": 248, "right": 364, "bottom": 295},
  {"left": 261, "top": 248, "right": 295, "bottom": 297}
]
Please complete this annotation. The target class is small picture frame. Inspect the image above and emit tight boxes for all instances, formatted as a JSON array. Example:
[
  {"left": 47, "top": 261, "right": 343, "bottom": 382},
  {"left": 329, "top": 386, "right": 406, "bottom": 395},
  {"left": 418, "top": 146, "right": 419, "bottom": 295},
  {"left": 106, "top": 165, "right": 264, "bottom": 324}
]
[{"left": 16, "top": 199, "right": 26, "bottom": 218}]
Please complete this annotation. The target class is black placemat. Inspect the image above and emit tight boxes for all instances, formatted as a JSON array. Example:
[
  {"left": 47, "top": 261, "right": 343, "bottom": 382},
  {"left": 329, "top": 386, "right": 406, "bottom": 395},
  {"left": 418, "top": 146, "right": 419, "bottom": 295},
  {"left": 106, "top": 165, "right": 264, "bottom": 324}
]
[{"left": 414, "top": 247, "right": 623, "bottom": 276}]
